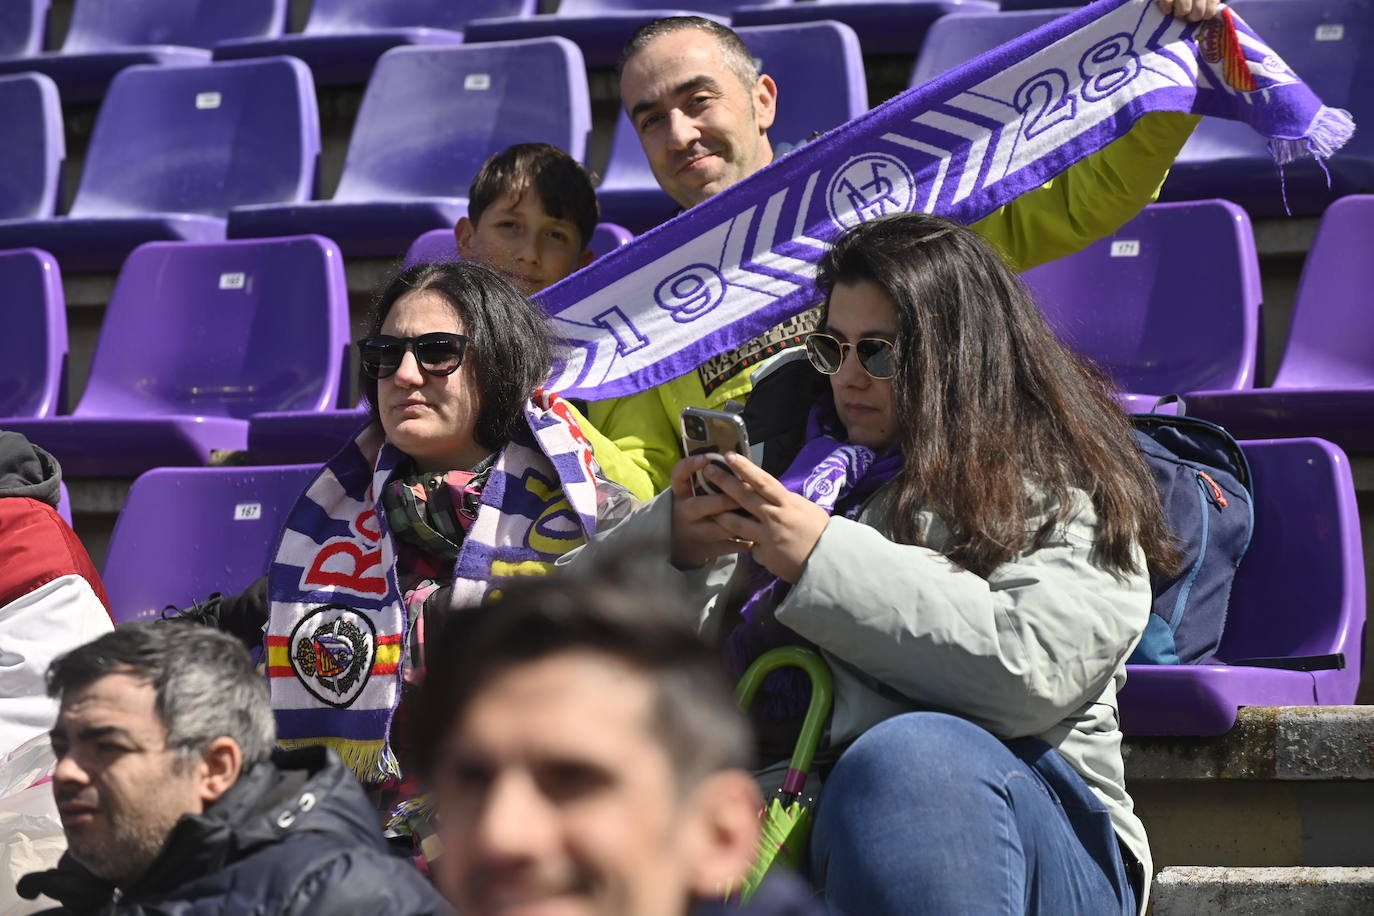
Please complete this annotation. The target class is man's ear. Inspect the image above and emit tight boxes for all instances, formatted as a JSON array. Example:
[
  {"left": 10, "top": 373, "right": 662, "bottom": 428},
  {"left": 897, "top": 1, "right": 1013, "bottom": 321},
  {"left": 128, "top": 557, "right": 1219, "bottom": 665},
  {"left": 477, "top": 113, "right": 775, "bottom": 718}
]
[
  {"left": 753, "top": 74, "right": 778, "bottom": 133},
  {"left": 455, "top": 217, "right": 476, "bottom": 258},
  {"left": 681, "top": 769, "right": 763, "bottom": 896},
  {"left": 197, "top": 737, "right": 243, "bottom": 807}
]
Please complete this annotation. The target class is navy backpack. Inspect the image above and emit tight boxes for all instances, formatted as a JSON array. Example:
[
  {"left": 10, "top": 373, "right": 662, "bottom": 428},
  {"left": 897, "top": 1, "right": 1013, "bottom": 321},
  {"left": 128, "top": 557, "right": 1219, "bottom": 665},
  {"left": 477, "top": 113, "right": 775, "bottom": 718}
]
[{"left": 1128, "top": 402, "right": 1254, "bottom": 665}]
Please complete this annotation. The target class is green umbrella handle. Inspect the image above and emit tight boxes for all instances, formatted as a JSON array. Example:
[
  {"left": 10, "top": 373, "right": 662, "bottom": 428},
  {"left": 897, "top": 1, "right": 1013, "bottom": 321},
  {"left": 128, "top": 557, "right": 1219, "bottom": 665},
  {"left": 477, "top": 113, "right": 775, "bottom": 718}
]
[{"left": 736, "top": 647, "right": 834, "bottom": 798}]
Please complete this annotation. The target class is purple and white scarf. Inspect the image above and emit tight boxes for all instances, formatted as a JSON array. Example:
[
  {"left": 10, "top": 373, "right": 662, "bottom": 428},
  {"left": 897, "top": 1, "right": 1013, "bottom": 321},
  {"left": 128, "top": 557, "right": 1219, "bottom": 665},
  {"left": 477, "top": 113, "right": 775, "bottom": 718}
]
[{"left": 538, "top": 1, "right": 1353, "bottom": 400}]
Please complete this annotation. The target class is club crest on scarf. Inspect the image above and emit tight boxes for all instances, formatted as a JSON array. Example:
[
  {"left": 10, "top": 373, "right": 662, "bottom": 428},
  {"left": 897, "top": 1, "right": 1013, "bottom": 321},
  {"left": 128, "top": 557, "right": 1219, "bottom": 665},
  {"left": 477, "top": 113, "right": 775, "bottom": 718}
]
[
  {"left": 827, "top": 154, "right": 917, "bottom": 230},
  {"left": 289, "top": 605, "right": 377, "bottom": 708}
]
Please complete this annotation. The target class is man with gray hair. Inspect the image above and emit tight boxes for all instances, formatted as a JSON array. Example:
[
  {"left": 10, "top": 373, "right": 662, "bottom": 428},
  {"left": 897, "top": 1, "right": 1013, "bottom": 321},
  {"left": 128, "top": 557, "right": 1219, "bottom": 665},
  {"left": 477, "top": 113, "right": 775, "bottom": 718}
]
[{"left": 17, "top": 622, "right": 449, "bottom": 914}]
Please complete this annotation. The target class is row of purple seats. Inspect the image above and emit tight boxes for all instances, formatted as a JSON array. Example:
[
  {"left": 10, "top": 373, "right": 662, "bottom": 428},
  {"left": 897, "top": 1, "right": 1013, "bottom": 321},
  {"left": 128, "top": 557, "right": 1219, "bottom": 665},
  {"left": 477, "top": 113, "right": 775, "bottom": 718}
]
[
  {"left": 0, "top": 56, "right": 318, "bottom": 271},
  {"left": 731, "top": 0, "right": 996, "bottom": 57},
  {"left": 0, "top": 235, "right": 350, "bottom": 476},
  {"left": 94, "top": 434, "right": 1365, "bottom": 738},
  {"left": 213, "top": 0, "right": 534, "bottom": 85},
  {"left": 0, "top": 72, "right": 62, "bottom": 220},
  {"left": 1187, "top": 194, "right": 1374, "bottom": 451},
  {"left": 244, "top": 222, "right": 637, "bottom": 466},
  {"left": 1022, "top": 199, "right": 1262, "bottom": 412},
  {"left": 228, "top": 38, "right": 592, "bottom": 256},
  {"left": 599, "top": 19, "right": 869, "bottom": 231},
  {"left": 911, "top": 3, "right": 1373, "bottom": 217},
  {"left": 0, "top": 0, "right": 287, "bottom": 101}
]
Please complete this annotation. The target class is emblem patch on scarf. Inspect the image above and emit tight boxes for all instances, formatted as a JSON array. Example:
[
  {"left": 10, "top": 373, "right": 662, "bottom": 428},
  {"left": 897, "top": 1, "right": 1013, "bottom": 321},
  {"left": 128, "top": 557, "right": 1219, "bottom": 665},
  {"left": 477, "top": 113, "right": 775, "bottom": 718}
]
[{"left": 289, "top": 605, "right": 377, "bottom": 708}]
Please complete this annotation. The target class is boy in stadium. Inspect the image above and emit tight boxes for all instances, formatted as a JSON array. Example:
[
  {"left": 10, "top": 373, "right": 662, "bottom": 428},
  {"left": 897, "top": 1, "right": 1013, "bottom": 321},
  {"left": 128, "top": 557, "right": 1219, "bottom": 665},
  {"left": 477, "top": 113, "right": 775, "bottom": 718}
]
[{"left": 454, "top": 142, "right": 598, "bottom": 298}]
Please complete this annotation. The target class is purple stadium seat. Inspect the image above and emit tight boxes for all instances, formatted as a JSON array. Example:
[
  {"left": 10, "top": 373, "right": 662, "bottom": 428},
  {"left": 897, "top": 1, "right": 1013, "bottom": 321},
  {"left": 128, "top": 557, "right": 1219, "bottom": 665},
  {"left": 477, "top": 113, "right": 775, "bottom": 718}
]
[
  {"left": 1020, "top": 200, "right": 1262, "bottom": 412},
  {"left": 464, "top": 0, "right": 743, "bottom": 68},
  {"left": 102, "top": 464, "right": 320, "bottom": 625},
  {"left": 247, "top": 220, "right": 635, "bottom": 464},
  {"left": 998, "top": 1, "right": 1082, "bottom": 9},
  {"left": 0, "top": 58, "right": 318, "bottom": 272},
  {"left": 0, "top": 0, "right": 49, "bottom": 60},
  {"left": 0, "top": 236, "right": 349, "bottom": 476},
  {"left": 598, "top": 20, "right": 869, "bottom": 233},
  {"left": 227, "top": 39, "right": 590, "bottom": 256},
  {"left": 0, "top": 73, "right": 63, "bottom": 221},
  {"left": 1185, "top": 194, "right": 1374, "bottom": 450},
  {"left": 909, "top": 8, "right": 1056, "bottom": 88},
  {"left": 0, "top": 248, "right": 65, "bottom": 419},
  {"left": 213, "top": 0, "right": 534, "bottom": 85},
  {"left": 733, "top": 0, "right": 996, "bottom": 56},
  {"left": 0, "top": 0, "right": 286, "bottom": 102},
  {"left": 1159, "top": 0, "right": 1374, "bottom": 216},
  {"left": 1120, "top": 437, "right": 1365, "bottom": 736},
  {"left": 56, "top": 480, "right": 70, "bottom": 525}
]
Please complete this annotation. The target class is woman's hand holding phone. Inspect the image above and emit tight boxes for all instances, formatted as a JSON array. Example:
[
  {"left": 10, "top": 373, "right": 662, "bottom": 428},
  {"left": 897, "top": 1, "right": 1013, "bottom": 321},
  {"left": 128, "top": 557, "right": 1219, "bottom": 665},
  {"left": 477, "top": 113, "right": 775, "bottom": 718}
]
[{"left": 668, "top": 454, "right": 754, "bottom": 570}]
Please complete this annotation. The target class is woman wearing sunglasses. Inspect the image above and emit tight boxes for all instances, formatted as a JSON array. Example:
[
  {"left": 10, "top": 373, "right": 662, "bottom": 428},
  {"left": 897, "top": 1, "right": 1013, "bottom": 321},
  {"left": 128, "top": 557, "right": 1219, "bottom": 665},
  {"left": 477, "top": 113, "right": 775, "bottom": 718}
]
[{"left": 566, "top": 212, "right": 1176, "bottom": 914}]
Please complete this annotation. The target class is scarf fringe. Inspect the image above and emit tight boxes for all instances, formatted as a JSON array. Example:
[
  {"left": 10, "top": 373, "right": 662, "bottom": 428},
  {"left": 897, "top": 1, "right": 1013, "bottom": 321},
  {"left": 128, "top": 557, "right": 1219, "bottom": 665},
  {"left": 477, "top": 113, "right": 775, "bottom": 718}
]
[
  {"left": 276, "top": 736, "right": 401, "bottom": 784},
  {"left": 1269, "top": 105, "right": 1356, "bottom": 166}
]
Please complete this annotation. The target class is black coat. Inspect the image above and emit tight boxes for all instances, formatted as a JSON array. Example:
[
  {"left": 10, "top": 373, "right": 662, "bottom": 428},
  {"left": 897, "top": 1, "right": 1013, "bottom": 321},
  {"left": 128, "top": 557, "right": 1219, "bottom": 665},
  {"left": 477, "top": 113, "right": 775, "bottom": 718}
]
[{"left": 18, "top": 747, "right": 451, "bottom": 915}]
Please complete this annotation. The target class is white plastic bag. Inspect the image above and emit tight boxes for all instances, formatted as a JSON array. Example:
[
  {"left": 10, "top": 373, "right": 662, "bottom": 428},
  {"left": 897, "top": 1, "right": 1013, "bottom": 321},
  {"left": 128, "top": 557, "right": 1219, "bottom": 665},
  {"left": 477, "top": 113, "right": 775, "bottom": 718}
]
[{"left": 0, "top": 734, "right": 64, "bottom": 915}]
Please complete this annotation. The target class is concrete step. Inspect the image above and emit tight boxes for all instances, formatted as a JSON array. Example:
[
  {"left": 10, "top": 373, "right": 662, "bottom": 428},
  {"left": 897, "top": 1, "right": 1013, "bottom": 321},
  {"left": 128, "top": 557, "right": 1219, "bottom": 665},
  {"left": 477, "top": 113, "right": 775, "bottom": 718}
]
[{"left": 1152, "top": 866, "right": 1374, "bottom": 915}]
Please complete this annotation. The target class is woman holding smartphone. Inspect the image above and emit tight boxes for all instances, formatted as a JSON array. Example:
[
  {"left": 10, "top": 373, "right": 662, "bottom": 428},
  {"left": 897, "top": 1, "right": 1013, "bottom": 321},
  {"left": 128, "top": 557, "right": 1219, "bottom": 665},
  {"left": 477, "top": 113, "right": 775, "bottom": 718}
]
[{"left": 566, "top": 212, "right": 1177, "bottom": 915}]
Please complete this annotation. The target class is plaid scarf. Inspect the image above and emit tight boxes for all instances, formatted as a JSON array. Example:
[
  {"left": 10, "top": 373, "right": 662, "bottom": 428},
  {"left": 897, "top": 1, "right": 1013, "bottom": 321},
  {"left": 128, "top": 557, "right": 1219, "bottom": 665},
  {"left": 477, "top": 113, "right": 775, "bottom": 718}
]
[
  {"left": 265, "top": 392, "right": 605, "bottom": 784},
  {"left": 538, "top": 2, "right": 1353, "bottom": 400}
]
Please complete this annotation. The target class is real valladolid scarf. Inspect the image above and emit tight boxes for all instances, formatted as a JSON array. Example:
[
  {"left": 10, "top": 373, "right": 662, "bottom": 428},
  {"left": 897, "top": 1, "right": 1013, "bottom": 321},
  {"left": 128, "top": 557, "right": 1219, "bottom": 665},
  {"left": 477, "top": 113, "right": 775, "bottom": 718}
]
[
  {"left": 266, "top": 393, "right": 604, "bottom": 783},
  {"left": 537, "top": 0, "right": 1354, "bottom": 400}
]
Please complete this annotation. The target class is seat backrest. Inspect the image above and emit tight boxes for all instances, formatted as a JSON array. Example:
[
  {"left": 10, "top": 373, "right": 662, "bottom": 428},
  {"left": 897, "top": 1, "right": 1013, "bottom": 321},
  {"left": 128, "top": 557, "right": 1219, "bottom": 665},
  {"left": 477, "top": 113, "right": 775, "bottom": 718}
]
[
  {"left": 305, "top": 0, "right": 534, "bottom": 34},
  {"left": 0, "top": 248, "right": 66, "bottom": 418},
  {"left": 0, "top": 73, "right": 63, "bottom": 220},
  {"left": 1219, "top": 437, "right": 1365, "bottom": 703},
  {"left": 556, "top": 0, "right": 748, "bottom": 14},
  {"left": 62, "top": 0, "right": 285, "bottom": 53},
  {"left": 1021, "top": 200, "right": 1262, "bottom": 396},
  {"left": 334, "top": 40, "right": 589, "bottom": 202},
  {"left": 75, "top": 236, "right": 348, "bottom": 421},
  {"left": 1272, "top": 194, "right": 1374, "bottom": 388},
  {"left": 1171, "top": 0, "right": 1373, "bottom": 167},
  {"left": 737, "top": 21, "right": 867, "bottom": 155},
  {"left": 0, "top": 0, "right": 48, "bottom": 59},
  {"left": 910, "top": 8, "right": 1054, "bottom": 87},
  {"left": 103, "top": 464, "right": 321, "bottom": 625},
  {"left": 68, "top": 57, "right": 318, "bottom": 219}
]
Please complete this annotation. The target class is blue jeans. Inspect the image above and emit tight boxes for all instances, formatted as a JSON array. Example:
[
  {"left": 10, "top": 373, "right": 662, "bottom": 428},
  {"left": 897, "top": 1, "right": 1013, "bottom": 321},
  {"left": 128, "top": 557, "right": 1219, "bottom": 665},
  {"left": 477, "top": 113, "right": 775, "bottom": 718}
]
[{"left": 807, "top": 712, "right": 1139, "bottom": 915}]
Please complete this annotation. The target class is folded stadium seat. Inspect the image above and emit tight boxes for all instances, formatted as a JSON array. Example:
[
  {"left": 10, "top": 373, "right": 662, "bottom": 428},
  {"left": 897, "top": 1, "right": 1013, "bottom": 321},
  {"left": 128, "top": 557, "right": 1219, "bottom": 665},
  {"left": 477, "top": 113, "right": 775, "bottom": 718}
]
[
  {"left": 56, "top": 481, "right": 71, "bottom": 525},
  {"left": 1158, "top": 0, "right": 1374, "bottom": 216},
  {"left": 0, "top": 236, "right": 349, "bottom": 477},
  {"left": 598, "top": 20, "right": 869, "bottom": 232},
  {"left": 102, "top": 464, "right": 321, "bottom": 625},
  {"left": 0, "top": 0, "right": 286, "bottom": 102},
  {"left": 227, "top": 39, "right": 590, "bottom": 256},
  {"left": 463, "top": 0, "right": 741, "bottom": 68},
  {"left": 212, "top": 0, "right": 535, "bottom": 85},
  {"left": 1184, "top": 194, "right": 1374, "bottom": 451},
  {"left": 246, "top": 220, "right": 636, "bottom": 465},
  {"left": 0, "top": 0, "right": 49, "bottom": 60},
  {"left": 1019, "top": 200, "right": 1262, "bottom": 413},
  {"left": 0, "top": 58, "right": 319, "bottom": 272},
  {"left": 0, "top": 73, "right": 63, "bottom": 220},
  {"left": 1119, "top": 437, "right": 1365, "bottom": 736},
  {"left": 908, "top": 7, "right": 1057, "bottom": 87},
  {"left": 733, "top": 0, "right": 996, "bottom": 56},
  {"left": 0, "top": 248, "right": 66, "bottom": 419},
  {"left": 997, "top": 1, "right": 1081, "bottom": 9}
]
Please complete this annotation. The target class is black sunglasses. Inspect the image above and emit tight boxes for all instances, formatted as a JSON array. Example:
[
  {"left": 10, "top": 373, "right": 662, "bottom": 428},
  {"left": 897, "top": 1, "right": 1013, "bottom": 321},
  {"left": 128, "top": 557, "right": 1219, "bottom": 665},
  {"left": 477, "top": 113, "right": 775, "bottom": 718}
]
[
  {"left": 804, "top": 332, "right": 898, "bottom": 380},
  {"left": 359, "top": 333, "right": 471, "bottom": 380}
]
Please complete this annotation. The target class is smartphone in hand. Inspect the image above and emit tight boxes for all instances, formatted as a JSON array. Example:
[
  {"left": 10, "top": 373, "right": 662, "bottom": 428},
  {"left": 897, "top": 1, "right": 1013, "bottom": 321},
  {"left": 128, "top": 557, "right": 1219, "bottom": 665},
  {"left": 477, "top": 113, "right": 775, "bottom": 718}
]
[{"left": 680, "top": 407, "right": 750, "bottom": 499}]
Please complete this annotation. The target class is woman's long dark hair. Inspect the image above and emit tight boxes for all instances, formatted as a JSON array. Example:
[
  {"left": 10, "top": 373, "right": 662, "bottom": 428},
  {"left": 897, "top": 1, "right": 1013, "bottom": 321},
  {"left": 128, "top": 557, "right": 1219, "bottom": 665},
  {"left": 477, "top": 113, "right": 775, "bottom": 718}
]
[
  {"left": 360, "top": 260, "right": 552, "bottom": 452},
  {"left": 815, "top": 212, "right": 1178, "bottom": 579}
]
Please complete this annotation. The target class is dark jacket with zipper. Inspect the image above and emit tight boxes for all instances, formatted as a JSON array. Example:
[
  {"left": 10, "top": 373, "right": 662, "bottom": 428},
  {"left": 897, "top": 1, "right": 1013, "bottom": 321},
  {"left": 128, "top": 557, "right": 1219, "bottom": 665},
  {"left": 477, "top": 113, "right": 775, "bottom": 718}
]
[{"left": 17, "top": 747, "right": 450, "bottom": 915}]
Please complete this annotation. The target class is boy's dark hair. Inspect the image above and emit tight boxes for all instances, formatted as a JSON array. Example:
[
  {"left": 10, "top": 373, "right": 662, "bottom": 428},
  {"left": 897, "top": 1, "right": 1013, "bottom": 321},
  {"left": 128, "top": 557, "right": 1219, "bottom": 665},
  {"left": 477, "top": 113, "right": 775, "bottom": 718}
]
[
  {"left": 467, "top": 142, "right": 599, "bottom": 253},
  {"left": 360, "top": 260, "right": 552, "bottom": 452},
  {"left": 412, "top": 576, "right": 754, "bottom": 789},
  {"left": 48, "top": 622, "right": 276, "bottom": 770}
]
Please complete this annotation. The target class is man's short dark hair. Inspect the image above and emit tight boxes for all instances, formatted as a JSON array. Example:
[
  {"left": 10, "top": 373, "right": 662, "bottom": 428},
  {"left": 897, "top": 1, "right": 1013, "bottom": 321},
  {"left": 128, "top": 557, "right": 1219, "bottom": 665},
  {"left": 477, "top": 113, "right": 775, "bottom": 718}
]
[
  {"left": 360, "top": 259, "right": 552, "bottom": 451},
  {"left": 619, "top": 16, "right": 760, "bottom": 91},
  {"left": 467, "top": 142, "right": 599, "bottom": 254},
  {"left": 47, "top": 622, "right": 276, "bottom": 769},
  {"left": 412, "top": 577, "right": 754, "bottom": 788}
]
